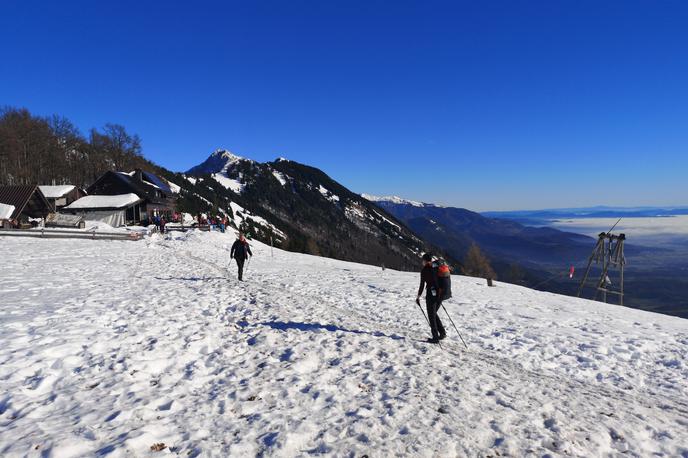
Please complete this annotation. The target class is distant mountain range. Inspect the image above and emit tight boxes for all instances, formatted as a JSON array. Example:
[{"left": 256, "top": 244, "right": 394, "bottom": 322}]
[{"left": 362, "top": 195, "right": 594, "bottom": 275}]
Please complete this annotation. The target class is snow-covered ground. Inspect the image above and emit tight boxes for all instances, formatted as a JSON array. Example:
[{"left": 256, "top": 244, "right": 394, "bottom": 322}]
[{"left": 1, "top": 233, "right": 687, "bottom": 457}]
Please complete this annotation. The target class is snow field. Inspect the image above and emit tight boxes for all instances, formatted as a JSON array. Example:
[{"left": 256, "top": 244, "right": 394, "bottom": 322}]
[{"left": 1, "top": 232, "right": 687, "bottom": 457}]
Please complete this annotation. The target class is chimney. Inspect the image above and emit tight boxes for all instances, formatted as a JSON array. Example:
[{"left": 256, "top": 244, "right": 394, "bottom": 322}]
[{"left": 134, "top": 169, "right": 143, "bottom": 182}]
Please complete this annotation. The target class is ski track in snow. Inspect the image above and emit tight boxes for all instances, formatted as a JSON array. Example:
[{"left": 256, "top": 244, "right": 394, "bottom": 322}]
[{"left": 1, "top": 232, "right": 688, "bottom": 457}]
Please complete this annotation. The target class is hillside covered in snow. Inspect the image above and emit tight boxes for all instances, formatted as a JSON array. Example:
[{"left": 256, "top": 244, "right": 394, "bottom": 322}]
[
  {"left": 178, "top": 149, "right": 437, "bottom": 270},
  {"left": 1, "top": 233, "right": 687, "bottom": 457}
]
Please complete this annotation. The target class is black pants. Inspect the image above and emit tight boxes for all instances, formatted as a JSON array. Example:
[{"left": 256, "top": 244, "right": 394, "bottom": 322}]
[
  {"left": 235, "top": 257, "right": 245, "bottom": 281},
  {"left": 426, "top": 297, "right": 446, "bottom": 339}
]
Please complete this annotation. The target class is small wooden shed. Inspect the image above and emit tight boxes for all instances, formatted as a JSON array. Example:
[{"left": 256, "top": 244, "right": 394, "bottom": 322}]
[{"left": 0, "top": 185, "right": 52, "bottom": 226}]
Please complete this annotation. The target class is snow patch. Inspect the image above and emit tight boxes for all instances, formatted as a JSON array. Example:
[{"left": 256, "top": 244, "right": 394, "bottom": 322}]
[
  {"left": 318, "top": 185, "right": 340, "bottom": 203},
  {"left": 272, "top": 170, "right": 287, "bottom": 186},
  {"left": 371, "top": 209, "right": 400, "bottom": 230},
  {"left": 213, "top": 173, "right": 244, "bottom": 194},
  {"left": 230, "top": 202, "right": 285, "bottom": 238}
]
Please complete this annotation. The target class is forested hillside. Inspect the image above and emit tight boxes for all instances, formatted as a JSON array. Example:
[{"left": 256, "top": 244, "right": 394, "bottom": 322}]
[{"left": 0, "top": 107, "right": 160, "bottom": 188}]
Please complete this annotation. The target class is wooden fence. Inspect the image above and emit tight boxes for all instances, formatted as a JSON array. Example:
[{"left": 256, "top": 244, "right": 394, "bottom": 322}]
[{"left": 0, "top": 228, "right": 146, "bottom": 241}]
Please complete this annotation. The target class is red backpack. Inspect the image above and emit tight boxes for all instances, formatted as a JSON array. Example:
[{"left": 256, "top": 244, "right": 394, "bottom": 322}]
[{"left": 432, "top": 258, "right": 453, "bottom": 300}]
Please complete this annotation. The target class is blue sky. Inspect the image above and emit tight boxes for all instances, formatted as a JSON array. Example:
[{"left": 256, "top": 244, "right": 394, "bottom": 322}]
[{"left": 1, "top": 1, "right": 687, "bottom": 211}]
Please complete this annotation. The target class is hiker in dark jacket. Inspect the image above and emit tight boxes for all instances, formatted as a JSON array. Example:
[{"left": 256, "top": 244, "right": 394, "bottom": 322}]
[
  {"left": 416, "top": 253, "right": 446, "bottom": 343},
  {"left": 230, "top": 233, "right": 252, "bottom": 281}
]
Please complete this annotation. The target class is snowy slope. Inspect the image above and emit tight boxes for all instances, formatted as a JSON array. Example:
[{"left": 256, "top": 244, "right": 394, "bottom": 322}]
[{"left": 1, "top": 234, "right": 687, "bottom": 457}]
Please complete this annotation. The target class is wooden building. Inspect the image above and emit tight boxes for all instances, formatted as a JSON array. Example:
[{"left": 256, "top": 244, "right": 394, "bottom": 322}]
[
  {"left": 62, "top": 193, "right": 144, "bottom": 227},
  {"left": 39, "top": 185, "right": 87, "bottom": 212},
  {"left": 0, "top": 185, "right": 52, "bottom": 227},
  {"left": 86, "top": 170, "right": 176, "bottom": 223}
]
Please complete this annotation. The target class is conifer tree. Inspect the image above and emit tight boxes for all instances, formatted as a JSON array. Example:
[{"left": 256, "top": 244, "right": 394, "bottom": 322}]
[{"left": 463, "top": 243, "right": 496, "bottom": 280}]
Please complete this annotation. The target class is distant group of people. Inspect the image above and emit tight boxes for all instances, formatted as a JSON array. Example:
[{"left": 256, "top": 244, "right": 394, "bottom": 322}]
[
  {"left": 152, "top": 214, "right": 167, "bottom": 233},
  {"left": 195, "top": 214, "right": 229, "bottom": 233}
]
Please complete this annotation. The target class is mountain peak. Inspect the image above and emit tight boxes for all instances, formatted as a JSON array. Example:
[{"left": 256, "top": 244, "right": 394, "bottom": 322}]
[
  {"left": 210, "top": 149, "right": 252, "bottom": 167},
  {"left": 186, "top": 149, "right": 254, "bottom": 175}
]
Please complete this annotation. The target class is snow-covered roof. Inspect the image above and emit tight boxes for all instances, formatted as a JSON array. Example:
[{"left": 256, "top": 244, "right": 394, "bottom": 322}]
[
  {"left": 64, "top": 193, "right": 142, "bottom": 210},
  {"left": 0, "top": 203, "right": 15, "bottom": 219},
  {"left": 38, "top": 185, "right": 76, "bottom": 199}
]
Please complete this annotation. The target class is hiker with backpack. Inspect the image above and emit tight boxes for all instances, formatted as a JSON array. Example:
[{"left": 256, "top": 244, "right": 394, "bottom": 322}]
[
  {"left": 416, "top": 253, "right": 452, "bottom": 344},
  {"left": 230, "top": 233, "right": 252, "bottom": 281}
]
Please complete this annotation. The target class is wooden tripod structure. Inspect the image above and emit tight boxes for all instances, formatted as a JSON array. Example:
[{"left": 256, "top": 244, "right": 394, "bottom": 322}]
[{"left": 577, "top": 232, "right": 626, "bottom": 305}]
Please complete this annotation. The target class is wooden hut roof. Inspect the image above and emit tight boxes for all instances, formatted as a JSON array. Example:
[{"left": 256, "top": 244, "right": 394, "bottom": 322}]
[{"left": 0, "top": 185, "right": 51, "bottom": 219}]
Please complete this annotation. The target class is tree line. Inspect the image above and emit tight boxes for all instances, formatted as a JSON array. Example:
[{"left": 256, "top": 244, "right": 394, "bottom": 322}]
[{"left": 0, "top": 106, "right": 157, "bottom": 188}]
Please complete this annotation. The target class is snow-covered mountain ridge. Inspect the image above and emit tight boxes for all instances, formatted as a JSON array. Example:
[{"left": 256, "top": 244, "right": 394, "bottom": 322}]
[
  {"left": 362, "top": 194, "right": 434, "bottom": 208},
  {"left": 179, "top": 149, "right": 443, "bottom": 270},
  {"left": 1, "top": 233, "right": 686, "bottom": 456}
]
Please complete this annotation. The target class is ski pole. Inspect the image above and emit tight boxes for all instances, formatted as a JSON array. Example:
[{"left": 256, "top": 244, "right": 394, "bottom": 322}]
[{"left": 441, "top": 304, "right": 468, "bottom": 350}]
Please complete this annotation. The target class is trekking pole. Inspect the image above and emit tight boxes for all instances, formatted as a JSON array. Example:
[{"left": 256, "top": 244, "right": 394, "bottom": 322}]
[
  {"left": 416, "top": 300, "right": 431, "bottom": 327},
  {"left": 416, "top": 300, "right": 442, "bottom": 349},
  {"left": 441, "top": 304, "right": 468, "bottom": 350}
]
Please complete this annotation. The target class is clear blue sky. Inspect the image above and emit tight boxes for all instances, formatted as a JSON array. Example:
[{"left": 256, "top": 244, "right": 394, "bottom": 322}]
[{"left": 1, "top": 1, "right": 687, "bottom": 211}]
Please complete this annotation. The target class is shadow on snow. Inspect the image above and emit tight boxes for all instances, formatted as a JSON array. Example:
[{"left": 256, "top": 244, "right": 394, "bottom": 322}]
[{"left": 237, "top": 320, "right": 404, "bottom": 340}]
